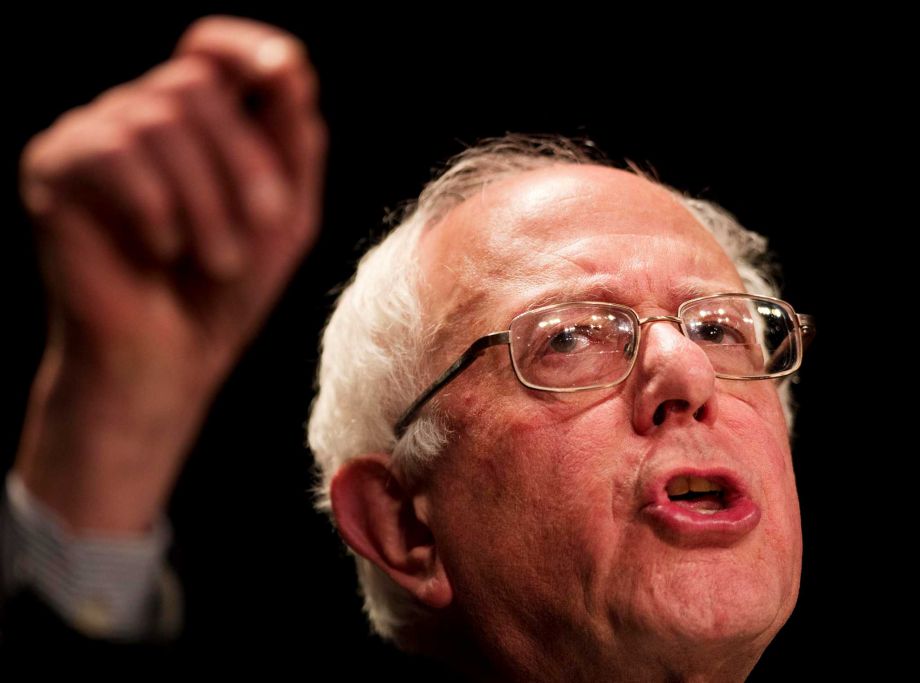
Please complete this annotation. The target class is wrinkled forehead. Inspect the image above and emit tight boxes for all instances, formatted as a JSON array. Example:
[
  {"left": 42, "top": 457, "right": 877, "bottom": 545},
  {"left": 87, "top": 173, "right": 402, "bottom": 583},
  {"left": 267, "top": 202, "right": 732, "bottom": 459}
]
[{"left": 417, "top": 163, "right": 742, "bottom": 340}]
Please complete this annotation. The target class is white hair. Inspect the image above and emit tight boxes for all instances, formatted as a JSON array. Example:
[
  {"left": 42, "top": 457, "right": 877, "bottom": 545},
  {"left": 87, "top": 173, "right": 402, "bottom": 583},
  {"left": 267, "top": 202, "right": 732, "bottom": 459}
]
[{"left": 307, "top": 133, "right": 795, "bottom": 652}]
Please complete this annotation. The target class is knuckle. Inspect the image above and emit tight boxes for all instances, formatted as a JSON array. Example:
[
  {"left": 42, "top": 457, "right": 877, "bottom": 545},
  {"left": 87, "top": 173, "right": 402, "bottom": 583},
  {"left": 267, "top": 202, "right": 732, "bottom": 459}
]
[
  {"left": 251, "top": 33, "right": 314, "bottom": 84},
  {"left": 178, "top": 15, "right": 224, "bottom": 49},
  {"left": 92, "top": 82, "right": 128, "bottom": 106},
  {"left": 175, "top": 55, "right": 222, "bottom": 90},
  {"left": 150, "top": 56, "right": 223, "bottom": 99},
  {"left": 59, "top": 127, "right": 137, "bottom": 193},
  {"left": 179, "top": 14, "right": 277, "bottom": 53},
  {"left": 19, "top": 136, "right": 57, "bottom": 215},
  {"left": 91, "top": 124, "right": 140, "bottom": 163},
  {"left": 21, "top": 104, "right": 94, "bottom": 177},
  {"left": 23, "top": 118, "right": 132, "bottom": 184},
  {"left": 274, "top": 34, "right": 310, "bottom": 69},
  {"left": 20, "top": 130, "right": 53, "bottom": 179},
  {"left": 124, "top": 97, "right": 186, "bottom": 138}
]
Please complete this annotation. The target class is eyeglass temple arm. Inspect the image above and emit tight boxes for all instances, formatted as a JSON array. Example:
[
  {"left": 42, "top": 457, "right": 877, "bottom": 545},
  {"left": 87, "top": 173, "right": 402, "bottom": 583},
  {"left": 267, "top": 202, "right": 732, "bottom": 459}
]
[{"left": 394, "top": 332, "right": 510, "bottom": 439}]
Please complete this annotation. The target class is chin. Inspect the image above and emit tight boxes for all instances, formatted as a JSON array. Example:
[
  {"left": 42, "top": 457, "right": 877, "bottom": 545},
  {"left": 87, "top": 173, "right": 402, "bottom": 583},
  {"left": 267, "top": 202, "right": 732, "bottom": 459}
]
[
  {"left": 591, "top": 564, "right": 799, "bottom": 682},
  {"left": 634, "top": 552, "right": 801, "bottom": 654}
]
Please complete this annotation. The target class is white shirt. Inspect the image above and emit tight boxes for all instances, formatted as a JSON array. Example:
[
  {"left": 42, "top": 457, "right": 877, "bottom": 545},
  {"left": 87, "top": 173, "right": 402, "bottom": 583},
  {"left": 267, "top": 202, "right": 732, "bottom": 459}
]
[{"left": 0, "top": 470, "right": 182, "bottom": 641}]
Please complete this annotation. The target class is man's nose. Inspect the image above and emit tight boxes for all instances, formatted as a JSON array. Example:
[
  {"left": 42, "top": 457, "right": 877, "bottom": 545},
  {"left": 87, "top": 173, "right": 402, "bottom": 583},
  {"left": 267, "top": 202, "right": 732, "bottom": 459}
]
[{"left": 629, "top": 319, "right": 719, "bottom": 435}]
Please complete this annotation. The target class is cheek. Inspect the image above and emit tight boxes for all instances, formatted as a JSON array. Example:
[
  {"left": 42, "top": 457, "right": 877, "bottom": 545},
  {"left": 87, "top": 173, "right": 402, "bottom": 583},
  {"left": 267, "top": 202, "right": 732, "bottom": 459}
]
[
  {"left": 431, "top": 390, "right": 634, "bottom": 606},
  {"left": 723, "top": 382, "right": 796, "bottom": 481},
  {"left": 459, "top": 386, "right": 633, "bottom": 520},
  {"left": 722, "top": 386, "right": 802, "bottom": 581}
]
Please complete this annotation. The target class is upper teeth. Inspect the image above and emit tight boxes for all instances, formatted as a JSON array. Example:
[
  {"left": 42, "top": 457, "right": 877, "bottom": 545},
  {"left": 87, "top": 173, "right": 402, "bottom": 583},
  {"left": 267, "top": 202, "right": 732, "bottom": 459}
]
[{"left": 666, "top": 476, "right": 723, "bottom": 496}]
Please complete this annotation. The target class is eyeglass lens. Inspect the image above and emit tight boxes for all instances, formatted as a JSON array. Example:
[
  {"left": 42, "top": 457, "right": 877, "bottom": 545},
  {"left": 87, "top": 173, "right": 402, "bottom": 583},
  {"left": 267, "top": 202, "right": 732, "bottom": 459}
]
[{"left": 509, "top": 296, "right": 799, "bottom": 390}]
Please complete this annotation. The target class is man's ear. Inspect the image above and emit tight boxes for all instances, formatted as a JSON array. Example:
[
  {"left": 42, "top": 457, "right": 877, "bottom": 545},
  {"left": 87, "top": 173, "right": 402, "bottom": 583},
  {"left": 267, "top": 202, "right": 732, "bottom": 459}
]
[{"left": 330, "top": 453, "right": 452, "bottom": 609}]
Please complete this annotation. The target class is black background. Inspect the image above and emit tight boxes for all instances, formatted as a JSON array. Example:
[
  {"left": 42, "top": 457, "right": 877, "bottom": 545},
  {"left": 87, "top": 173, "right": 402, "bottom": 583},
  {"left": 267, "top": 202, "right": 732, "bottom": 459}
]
[{"left": 3, "top": 7, "right": 886, "bottom": 678}]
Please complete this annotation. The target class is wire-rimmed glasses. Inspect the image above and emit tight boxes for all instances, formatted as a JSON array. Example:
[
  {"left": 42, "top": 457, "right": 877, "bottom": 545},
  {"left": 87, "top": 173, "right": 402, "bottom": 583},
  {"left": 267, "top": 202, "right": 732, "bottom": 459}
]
[{"left": 394, "top": 293, "right": 815, "bottom": 438}]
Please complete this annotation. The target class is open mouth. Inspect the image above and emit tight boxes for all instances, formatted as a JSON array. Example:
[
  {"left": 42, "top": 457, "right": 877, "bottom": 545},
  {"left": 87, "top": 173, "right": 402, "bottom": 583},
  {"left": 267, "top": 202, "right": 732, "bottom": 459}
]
[
  {"left": 641, "top": 470, "right": 761, "bottom": 547},
  {"left": 665, "top": 476, "right": 727, "bottom": 514}
]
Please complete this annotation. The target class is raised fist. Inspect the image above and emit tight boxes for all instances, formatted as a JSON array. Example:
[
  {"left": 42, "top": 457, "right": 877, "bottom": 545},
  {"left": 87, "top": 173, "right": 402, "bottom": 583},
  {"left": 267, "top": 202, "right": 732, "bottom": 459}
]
[{"left": 15, "top": 16, "right": 327, "bottom": 534}]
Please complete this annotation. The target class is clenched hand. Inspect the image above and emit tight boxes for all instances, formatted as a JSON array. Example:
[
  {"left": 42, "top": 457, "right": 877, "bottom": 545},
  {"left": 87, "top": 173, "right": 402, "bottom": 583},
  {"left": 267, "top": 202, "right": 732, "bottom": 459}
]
[{"left": 14, "top": 16, "right": 327, "bottom": 535}]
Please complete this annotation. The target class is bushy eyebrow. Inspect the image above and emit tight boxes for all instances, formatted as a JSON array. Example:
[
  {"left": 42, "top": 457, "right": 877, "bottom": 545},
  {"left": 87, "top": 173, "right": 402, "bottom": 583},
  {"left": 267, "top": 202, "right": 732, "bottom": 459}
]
[
  {"left": 517, "top": 275, "right": 738, "bottom": 317},
  {"left": 520, "top": 275, "right": 620, "bottom": 312},
  {"left": 668, "top": 277, "right": 742, "bottom": 304}
]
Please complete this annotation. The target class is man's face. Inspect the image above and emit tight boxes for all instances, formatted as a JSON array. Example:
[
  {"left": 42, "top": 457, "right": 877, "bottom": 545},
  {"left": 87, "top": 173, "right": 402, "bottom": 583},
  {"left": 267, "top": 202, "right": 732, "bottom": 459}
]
[{"left": 414, "top": 164, "right": 802, "bottom": 680}]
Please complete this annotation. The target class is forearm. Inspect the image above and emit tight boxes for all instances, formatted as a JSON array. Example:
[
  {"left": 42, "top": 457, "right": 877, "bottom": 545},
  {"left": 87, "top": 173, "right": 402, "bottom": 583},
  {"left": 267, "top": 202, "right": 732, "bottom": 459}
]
[
  {"left": 3, "top": 343, "right": 198, "bottom": 640},
  {"left": 14, "top": 344, "right": 214, "bottom": 535}
]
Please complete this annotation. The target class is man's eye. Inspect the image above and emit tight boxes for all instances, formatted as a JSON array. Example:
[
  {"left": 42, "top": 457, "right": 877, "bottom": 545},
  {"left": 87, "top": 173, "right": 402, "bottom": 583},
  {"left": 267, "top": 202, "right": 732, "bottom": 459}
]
[
  {"left": 696, "top": 323, "right": 726, "bottom": 343},
  {"left": 547, "top": 326, "right": 594, "bottom": 353},
  {"left": 692, "top": 321, "right": 746, "bottom": 344}
]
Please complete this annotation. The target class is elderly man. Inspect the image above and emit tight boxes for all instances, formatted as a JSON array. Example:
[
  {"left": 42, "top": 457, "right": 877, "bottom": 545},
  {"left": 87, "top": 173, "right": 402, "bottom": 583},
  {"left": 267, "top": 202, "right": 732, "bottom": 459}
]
[
  {"left": 1, "top": 16, "right": 813, "bottom": 680},
  {"left": 308, "top": 147, "right": 810, "bottom": 680}
]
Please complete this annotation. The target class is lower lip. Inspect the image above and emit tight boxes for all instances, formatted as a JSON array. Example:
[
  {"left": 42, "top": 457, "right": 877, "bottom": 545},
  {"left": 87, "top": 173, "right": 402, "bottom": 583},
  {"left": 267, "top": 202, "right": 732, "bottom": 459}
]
[{"left": 641, "top": 496, "right": 761, "bottom": 548}]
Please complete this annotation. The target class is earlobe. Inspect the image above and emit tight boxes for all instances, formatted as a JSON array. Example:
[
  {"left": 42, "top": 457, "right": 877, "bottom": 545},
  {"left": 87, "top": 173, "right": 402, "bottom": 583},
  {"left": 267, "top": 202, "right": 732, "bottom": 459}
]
[{"left": 330, "top": 453, "right": 453, "bottom": 609}]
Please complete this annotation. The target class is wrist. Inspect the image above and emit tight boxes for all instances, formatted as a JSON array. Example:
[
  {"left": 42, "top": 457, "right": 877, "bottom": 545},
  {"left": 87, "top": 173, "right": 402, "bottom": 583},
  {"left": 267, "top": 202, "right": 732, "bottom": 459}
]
[{"left": 14, "top": 346, "right": 215, "bottom": 534}]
